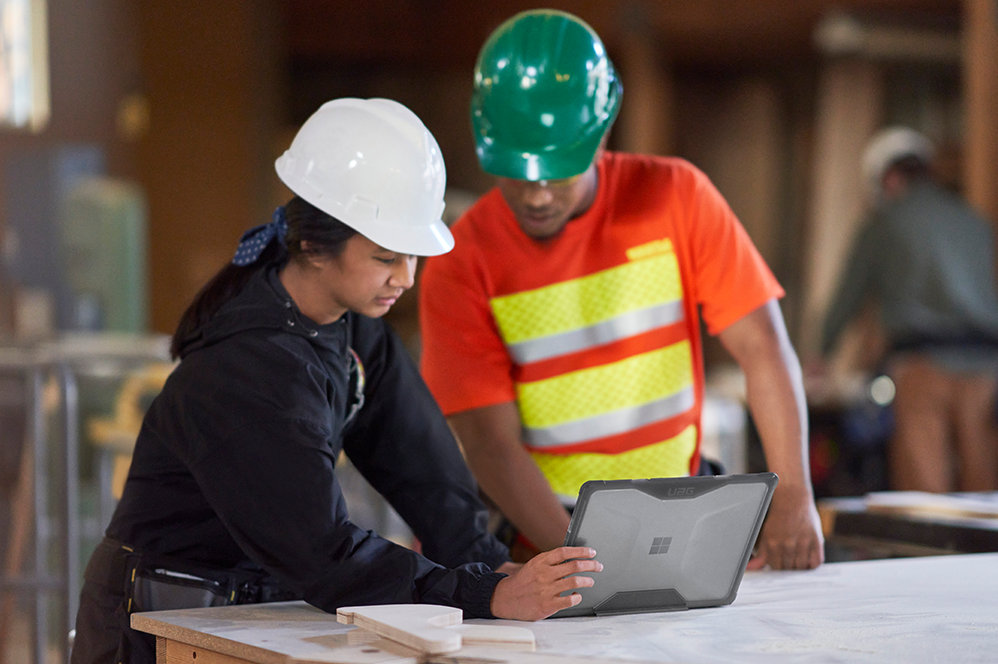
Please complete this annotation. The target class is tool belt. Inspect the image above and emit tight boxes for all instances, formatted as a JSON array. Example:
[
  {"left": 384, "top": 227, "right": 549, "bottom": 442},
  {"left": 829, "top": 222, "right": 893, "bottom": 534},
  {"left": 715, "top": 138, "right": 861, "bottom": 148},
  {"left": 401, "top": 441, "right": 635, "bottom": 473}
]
[
  {"left": 891, "top": 332, "right": 998, "bottom": 355},
  {"left": 86, "top": 537, "right": 300, "bottom": 614}
]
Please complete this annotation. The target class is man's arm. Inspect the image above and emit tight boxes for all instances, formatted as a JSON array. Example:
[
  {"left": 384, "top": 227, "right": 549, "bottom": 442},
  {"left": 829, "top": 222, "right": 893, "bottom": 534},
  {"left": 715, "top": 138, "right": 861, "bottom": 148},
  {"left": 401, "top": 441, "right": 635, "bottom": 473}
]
[
  {"left": 448, "top": 402, "right": 572, "bottom": 553},
  {"left": 717, "top": 299, "right": 824, "bottom": 570}
]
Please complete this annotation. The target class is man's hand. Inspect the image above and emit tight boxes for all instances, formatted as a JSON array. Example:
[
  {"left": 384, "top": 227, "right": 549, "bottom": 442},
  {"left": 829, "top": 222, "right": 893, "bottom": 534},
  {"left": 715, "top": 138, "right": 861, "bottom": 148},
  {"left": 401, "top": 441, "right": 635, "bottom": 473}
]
[
  {"left": 490, "top": 547, "right": 602, "bottom": 620},
  {"left": 495, "top": 561, "right": 523, "bottom": 575},
  {"left": 748, "top": 485, "right": 824, "bottom": 570}
]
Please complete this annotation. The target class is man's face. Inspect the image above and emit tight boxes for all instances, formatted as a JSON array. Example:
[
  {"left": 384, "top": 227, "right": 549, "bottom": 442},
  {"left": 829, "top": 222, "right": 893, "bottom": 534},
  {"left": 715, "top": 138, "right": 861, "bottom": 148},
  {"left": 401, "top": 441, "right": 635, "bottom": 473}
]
[{"left": 496, "top": 166, "right": 598, "bottom": 240}]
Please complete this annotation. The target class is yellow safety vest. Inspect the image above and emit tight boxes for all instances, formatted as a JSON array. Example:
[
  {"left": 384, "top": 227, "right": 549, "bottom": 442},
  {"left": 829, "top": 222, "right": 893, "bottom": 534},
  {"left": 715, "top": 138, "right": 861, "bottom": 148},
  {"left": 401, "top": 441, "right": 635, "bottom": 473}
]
[{"left": 489, "top": 241, "right": 698, "bottom": 500}]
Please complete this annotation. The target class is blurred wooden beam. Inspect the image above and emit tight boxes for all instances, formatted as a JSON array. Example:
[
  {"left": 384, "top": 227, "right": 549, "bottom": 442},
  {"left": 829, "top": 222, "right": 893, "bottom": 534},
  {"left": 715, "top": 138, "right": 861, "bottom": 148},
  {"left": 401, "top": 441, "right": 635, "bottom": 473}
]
[
  {"left": 614, "top": 7, "right": 675, "bottom": 157},
  {"left": 282, "top": 0, "right": 962, "bottom": 70},
  {"left": 963, "top": 0, "right": 998, "bottom": 223},
  {"left": 137, "top": 1, "right": 283, "bottom": 333},
  {"left": 800, "top": 60, "right": 883, "bottom": 359}
]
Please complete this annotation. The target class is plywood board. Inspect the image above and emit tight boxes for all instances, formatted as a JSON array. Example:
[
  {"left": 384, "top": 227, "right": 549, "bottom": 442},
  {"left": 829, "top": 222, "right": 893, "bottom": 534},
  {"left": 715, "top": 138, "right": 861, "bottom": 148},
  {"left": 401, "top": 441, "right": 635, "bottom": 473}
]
[
  {"left": 336, "top": 605, "right": 536, "bottom": 655},
  {"left": 451, "top": 624, "right": 534, "bottom": 650},
  {"left": 337, "top": 605, "right": 462, "bottom": 654},
  {"left": 132, "top": 602, "right": 421, "bottom": 664},
  {"left": 865, "top": 491, "right": 998, "bottom": 520},
  {"left": 161, "top": 636, "right": 417, "bottom": 664}
]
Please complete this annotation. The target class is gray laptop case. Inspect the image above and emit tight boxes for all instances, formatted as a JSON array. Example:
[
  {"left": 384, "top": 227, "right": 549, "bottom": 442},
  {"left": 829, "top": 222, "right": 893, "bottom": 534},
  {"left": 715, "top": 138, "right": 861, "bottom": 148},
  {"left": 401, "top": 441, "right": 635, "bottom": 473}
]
[{"left": 554, "top": 472, "right": 778, "bottom": 618}]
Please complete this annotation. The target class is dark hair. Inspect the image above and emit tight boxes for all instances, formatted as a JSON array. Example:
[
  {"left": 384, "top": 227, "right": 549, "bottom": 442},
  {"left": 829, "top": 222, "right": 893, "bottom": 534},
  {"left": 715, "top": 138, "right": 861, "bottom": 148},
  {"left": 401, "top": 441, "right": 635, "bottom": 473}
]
[
  {"left": 170, "top": 196, "right": 357, "bottom": 359},
  {"left": 886, "top": 154, "right": 931, "bottom": 182}
]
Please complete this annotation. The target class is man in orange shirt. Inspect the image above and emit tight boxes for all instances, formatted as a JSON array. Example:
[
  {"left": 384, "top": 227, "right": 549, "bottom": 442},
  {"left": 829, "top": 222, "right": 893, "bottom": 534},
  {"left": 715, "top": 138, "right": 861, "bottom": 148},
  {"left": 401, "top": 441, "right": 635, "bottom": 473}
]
[{"left": 419, "top": 9, "right": 823, "bottom": 570}]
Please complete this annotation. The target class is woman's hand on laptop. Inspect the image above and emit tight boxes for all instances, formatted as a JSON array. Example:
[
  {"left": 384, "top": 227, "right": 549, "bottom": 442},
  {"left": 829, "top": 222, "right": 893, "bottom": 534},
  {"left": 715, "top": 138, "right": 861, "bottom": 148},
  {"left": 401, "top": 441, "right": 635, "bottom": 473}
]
[{"left": 490, "top": 547, "right": 602, "bottom": 621}]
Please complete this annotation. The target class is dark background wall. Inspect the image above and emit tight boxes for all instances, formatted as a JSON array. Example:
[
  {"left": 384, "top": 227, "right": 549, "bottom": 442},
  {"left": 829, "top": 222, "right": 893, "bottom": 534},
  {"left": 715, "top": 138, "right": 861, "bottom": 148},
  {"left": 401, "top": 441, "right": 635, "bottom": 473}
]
[{"left": 0, "top": 0, "right": 992, "bottom": 362}]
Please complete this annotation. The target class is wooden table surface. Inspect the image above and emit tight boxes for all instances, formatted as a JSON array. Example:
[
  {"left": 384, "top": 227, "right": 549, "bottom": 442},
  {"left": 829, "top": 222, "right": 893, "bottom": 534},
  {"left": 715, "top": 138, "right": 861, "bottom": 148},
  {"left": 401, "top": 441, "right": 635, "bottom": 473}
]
[{"left": 132, "top": 552, "right": 998, "bottom": 663}]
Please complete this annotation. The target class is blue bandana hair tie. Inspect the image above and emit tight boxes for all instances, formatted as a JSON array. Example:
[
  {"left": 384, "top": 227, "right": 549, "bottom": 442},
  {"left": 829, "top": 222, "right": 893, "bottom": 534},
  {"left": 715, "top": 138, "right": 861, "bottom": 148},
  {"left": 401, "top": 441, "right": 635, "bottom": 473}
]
[{"left": 232, "top": 207, "right": 288, "bottom": 266}]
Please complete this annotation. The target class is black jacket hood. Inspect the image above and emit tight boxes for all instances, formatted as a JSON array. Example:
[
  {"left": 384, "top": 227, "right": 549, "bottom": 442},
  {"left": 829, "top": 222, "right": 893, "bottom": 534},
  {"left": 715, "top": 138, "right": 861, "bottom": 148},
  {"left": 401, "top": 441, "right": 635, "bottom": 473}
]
[{"left": 176, "top": 264, "right": 343, "bottom": 359}]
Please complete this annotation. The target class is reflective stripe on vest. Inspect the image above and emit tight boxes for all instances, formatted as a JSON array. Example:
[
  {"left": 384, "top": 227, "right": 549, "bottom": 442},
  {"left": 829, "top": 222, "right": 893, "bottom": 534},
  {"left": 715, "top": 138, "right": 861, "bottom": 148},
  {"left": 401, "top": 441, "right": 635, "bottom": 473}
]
[
  {"left": 530, "top": 425, "right": 698, "bottom": 501},
  {"left": 517, "top": 341, "right": 694, "bottom": 447},
  {"left": 491, "top": 252, "right": 684, "bottom": 365},
  {"left": 489, "top": 243, "right": 696, "bottom": 460}
]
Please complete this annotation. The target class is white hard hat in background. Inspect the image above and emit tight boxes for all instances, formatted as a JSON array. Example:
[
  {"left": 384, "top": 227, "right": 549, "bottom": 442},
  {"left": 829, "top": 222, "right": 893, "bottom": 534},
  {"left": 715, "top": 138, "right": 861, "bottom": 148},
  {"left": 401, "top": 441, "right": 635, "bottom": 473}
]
[
  {"left": 275, "top": 97, "right": 453, "bottom": 256},
  {"left": 861, "top": 126, "right": 935, "bottom": 196}
]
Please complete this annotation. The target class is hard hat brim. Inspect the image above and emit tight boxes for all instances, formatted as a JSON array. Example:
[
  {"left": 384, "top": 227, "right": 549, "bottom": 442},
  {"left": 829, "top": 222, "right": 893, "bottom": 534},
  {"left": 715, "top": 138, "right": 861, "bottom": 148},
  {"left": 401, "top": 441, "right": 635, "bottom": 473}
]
[
  {"left": 280, "top": 169, "right": 455, "bottom": 257},
  {"left": 360, "top": 215, "right": 455, "bottom": 257},
  {"left": 476, "top": 132, "right": 604, "bottom": 181}
]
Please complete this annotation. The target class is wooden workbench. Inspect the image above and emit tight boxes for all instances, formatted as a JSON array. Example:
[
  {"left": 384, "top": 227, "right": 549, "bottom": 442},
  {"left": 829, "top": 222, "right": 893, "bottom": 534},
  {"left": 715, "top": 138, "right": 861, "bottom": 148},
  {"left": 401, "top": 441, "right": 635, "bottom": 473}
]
[
  {"left": 132, "top": 552, "right": 998, "bottom": 663},
  {"left": 819, "top": 491, "right": 998, "bottom": 559}
]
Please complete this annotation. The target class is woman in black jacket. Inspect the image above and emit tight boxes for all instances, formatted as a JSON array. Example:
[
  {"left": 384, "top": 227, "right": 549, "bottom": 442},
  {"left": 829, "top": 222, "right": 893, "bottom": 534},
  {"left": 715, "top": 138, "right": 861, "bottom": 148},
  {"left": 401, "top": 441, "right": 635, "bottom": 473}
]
[{"left": 71, "top": 98, "right": 600, "bottom": 664}]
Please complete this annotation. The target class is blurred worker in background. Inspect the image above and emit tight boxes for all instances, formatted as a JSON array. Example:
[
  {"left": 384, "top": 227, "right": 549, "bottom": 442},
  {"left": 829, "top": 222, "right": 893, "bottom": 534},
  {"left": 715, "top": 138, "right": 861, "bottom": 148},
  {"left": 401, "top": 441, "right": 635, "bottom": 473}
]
[
  {"left": 822, "top": 126, "right": 998, "bottom": 493},
  {"left": 71, "top": 97, "right": 601, "bottom": 664},
  {"left": 418, "top": 9, "right": 823, "bottom": 570}
]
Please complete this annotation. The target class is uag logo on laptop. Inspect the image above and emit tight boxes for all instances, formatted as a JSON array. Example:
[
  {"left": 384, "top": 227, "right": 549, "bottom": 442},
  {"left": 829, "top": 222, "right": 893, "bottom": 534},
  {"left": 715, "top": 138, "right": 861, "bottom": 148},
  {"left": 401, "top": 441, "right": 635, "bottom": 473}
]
[{"left": 648, "top": 536, "right": 672, "bottom": 555}]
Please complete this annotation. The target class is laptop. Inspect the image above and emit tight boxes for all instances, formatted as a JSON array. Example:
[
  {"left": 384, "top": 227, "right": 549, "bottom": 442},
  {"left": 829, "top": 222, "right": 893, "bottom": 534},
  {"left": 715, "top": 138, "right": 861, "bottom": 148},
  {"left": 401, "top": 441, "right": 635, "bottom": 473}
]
[{"left": 553, "top": 472, "right": 778, "bottom": 618}]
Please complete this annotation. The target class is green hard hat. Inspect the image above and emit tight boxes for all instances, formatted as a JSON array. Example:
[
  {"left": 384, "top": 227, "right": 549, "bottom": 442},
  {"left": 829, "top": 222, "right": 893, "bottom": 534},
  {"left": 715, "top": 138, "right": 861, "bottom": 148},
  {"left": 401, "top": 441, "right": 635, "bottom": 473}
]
[{"left": 471, "top": 9, "right": 622, "bottom": 181}]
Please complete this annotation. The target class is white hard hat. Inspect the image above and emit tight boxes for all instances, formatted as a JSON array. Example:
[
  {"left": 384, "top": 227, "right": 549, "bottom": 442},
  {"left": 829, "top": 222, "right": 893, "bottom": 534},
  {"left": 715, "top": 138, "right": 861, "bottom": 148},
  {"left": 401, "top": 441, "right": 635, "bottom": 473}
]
[
  {"left": 861, "top": 126, "right": 935, "bottom": 195},
  {"left": 275, "top": 98, "right": 453, "bottom": 256}
]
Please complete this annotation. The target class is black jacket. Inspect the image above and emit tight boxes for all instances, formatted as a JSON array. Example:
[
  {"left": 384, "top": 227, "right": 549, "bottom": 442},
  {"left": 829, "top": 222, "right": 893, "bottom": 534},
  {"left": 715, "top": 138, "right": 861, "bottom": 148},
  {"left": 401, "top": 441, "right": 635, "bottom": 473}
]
[{"left": 106, "top": 265, "right": 508, "bottom": 617}]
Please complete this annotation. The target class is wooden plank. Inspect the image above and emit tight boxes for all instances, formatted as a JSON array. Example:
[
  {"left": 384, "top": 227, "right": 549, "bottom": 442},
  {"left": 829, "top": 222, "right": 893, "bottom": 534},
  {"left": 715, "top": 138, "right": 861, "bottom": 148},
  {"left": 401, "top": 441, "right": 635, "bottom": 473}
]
[
  {"left": 132, "top": 602, "right": 424, "bottom": 664},
  {"left": 161, "top": 635, "right": 417, "bottom": 664},
  {"left": 336, "top": 605, "right": 536, "bottom": 655},
  {"left": 337, "top": 605, "right": 461, "bottom": 654},
  {"left": 163, "top": 638, "right": 251, "bottom": 664},
  {"left": 426, "top": 651, "right": 651, "bottom": 664},
  {"left": 864, "top": 491, "right": 998, "bottom": 520},
  {"left": 133, "top": 612, "right": 288, "bottom": 664},
  {"left": 452, "top": 624, "right": 535, "bottom": 651}
]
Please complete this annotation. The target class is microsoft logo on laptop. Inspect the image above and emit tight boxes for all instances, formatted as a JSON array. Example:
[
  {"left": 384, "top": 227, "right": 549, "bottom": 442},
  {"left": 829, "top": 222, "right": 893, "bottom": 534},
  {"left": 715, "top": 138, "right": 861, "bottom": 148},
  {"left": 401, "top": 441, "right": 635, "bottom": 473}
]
[{"left": 649, "top": 536, "right": 672, "bottom": 555}]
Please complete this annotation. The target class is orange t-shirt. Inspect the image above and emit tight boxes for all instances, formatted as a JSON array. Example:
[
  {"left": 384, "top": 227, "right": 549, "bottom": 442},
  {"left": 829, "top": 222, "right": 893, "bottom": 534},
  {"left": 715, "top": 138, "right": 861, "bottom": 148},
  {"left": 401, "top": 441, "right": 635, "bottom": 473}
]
[{"left": 419, "top": 152, "right": 782, "bottom": 460}]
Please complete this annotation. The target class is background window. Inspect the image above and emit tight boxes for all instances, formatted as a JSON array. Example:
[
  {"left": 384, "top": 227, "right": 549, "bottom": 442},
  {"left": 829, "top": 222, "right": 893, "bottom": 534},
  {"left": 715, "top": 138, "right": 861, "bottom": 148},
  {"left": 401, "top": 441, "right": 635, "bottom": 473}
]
[{"left": 0, "top": 0, "right": 49, "bottom": 130}]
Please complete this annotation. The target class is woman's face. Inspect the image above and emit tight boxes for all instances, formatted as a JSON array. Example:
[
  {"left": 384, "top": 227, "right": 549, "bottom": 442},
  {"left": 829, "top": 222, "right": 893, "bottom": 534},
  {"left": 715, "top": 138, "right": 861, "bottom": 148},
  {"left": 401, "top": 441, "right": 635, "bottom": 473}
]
[{"left": 314, "top": 234, "right": 417, "bottom": 321}]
